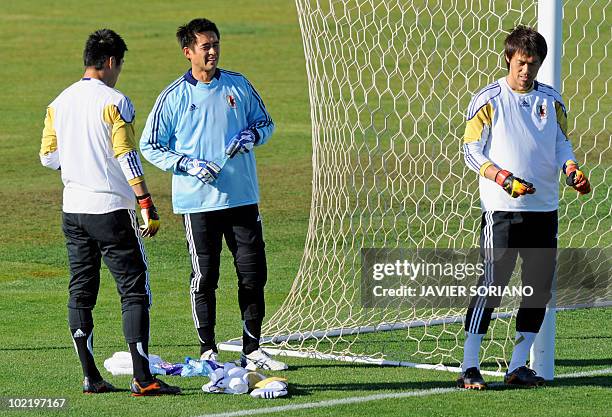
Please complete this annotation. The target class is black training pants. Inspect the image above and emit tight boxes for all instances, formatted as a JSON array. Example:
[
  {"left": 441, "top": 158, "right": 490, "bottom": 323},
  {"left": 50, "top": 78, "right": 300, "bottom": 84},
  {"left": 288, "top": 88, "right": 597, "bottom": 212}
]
[
  {"left": 183, "top": 204, "right": 267, "bottom": 334},
  {"left": 63, "top": 210, "right": 151, "bottom": 343},
  {"left": 465, "top": 210, "right": 558, "bottom": 335}
]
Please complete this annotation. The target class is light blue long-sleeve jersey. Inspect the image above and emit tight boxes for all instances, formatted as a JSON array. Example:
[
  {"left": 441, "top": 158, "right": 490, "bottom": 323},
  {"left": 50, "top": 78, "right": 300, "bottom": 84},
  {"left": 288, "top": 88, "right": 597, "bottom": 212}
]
[{"left": 140, "top": 69, "right": 274, "bottom": 213}]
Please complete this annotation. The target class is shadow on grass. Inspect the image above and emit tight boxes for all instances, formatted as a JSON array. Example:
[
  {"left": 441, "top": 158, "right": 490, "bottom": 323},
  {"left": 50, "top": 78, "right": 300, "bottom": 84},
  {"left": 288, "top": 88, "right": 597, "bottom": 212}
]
[
  {"left": 0, "top": 342, "right": 200, "bottom": 352},
  {"left": 290, "top": 380, "right": 455, "bottom": 396},
  {"left": 0, "top": 345, "right": 75, "bottom": 351},
  {"left": 293, "top": 358, "right": 611, "bottom": 370},
  {"left": 292, "top": 361, "right": 475, "bottom": 371},
  {"left": 558, "top": 335, "right": 612, "bottom": 341},
  {"left": 551, "top": 374, "right": 612, "bottom": 388},
  {"left": 556, "top": 358, "right": 612, "bottom": 367},
  {"left": 291, "top": 363, "right": 399, "bottom": 370},
  {"left": 109, "top": 388, "right": 132, "bottom": 394},
  {"left": 482, "top": 374, "right": 612, "bottom": 391}
]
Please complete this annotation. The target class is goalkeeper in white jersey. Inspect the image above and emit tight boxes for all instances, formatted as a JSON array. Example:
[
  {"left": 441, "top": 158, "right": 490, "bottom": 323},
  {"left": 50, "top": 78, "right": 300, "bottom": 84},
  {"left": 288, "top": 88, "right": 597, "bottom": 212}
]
[
  {"left": 140, "top": 18, "right": 287, "bottom": 371},
  {"left": 40, "top": 29, "right": 179, "bottom": 396},
  {"left": 458, "top": 25, "right": 591, "bottom": 389}
]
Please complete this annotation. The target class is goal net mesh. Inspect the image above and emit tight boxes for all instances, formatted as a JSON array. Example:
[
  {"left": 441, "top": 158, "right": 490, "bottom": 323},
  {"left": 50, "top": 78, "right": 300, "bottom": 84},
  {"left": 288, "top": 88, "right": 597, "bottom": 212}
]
[{"left": 258, "top": 0, "right": 610, "bottom": 371}]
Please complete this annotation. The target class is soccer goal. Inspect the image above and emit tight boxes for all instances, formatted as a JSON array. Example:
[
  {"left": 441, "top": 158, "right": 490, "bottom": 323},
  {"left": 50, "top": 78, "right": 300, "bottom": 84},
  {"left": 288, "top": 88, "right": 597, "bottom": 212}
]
[{"left": 220, "top": 0, "right": 611, "bottom": 377}]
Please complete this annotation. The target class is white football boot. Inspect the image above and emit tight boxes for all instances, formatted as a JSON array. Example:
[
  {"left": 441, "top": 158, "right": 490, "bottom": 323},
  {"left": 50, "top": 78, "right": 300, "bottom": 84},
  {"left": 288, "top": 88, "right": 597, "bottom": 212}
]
[{"left": 241, "top": 349, "right": 288, "bottom": 371}]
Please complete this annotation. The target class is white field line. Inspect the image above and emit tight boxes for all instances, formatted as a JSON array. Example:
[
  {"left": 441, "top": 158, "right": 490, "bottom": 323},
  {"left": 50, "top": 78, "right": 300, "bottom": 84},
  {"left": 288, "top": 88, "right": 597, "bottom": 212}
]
[
  {"left": 192, "top": 367, "right": 612, "bottom": 417},
  {"left": 556, "top": 367, "right": 612, "bottom": 378},
  {"left": 193, "top": 387, "right": 457, "bottom": 417}
]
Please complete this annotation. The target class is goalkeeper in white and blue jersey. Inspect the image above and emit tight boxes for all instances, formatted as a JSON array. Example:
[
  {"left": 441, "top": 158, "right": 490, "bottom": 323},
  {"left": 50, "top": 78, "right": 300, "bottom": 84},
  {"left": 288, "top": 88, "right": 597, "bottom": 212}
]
[
  {"left": 458, "top": 26, "right": 591, "bottom": 390},
  {"left": 140, "top": 18, "right": 286, "bottom": 371},
  {"left": 40, "top": 29, "right": 179, "bottom": 396}
]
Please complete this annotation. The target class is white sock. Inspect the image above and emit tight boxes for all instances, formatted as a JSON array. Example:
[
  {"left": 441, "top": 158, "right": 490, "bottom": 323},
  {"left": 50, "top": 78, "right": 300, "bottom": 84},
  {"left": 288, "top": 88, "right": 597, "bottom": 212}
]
[
  {"left": 462, "top": 332, "right": 484, "bottom": 372},
  {"left": 508, "top": 331, "right": 537, "bottom": 373}
]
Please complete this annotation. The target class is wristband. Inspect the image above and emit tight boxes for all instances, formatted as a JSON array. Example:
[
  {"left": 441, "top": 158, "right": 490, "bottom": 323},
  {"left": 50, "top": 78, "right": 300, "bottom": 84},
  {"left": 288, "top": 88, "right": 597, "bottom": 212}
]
[
  {"left": 494, "top": 169, "right": 512, "bottom": 187},
  {"left": 136, "top": 194, "right": 154, "bottom": 209}
]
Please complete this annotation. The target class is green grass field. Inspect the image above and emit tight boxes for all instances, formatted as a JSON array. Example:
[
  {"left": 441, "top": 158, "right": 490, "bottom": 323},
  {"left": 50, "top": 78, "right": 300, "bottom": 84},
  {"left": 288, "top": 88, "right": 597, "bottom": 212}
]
[{"left": 0, "top": 1, "right": 610, "bottom": 416}]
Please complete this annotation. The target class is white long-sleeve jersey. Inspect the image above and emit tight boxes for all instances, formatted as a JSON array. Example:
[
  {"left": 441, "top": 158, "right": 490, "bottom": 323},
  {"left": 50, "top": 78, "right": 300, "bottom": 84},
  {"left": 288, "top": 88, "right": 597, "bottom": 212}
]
[
  {"left": 463, "top": 77, "right": 576, "bottom": 212},
  {"left": 40, "top": 78, "right": 144, "bottom": 214}
]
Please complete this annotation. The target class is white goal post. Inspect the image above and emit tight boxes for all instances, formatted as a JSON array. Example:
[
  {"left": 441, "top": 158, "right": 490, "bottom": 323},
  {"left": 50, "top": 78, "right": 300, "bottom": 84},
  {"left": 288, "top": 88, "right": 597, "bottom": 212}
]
[
  {"left": 220, "top": 0, "right": 611, "bottom": 377},
  {"left": 530, "top": 0, "right": 563, "bottom": 381}
]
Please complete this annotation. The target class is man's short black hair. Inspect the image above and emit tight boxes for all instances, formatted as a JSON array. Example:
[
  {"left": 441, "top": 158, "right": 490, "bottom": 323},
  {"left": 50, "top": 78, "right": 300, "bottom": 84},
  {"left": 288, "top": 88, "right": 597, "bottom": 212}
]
[
  {"left": 176, "top": 18, "right": 220, "bottom": 49},
  {"left": 504, "top": 25, "right": 547, "bottom": 69},
  {"left": 83, "top": 29, "right": 127, "bottom": 70}
]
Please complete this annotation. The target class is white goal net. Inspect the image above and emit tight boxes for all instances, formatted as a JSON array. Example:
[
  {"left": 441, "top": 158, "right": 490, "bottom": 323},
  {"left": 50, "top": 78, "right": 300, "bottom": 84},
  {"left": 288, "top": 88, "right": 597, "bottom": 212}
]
[{"left": 226, "top": 0, "right": 611, "bottom": 373}]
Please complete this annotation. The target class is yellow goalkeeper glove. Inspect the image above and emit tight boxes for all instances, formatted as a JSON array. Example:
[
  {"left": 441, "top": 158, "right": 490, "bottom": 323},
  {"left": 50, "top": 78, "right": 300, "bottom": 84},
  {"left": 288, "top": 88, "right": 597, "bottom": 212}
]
[
  {"left": 495, "top": 169, "right": 536, "bottom": 198},
  {"left": 564, "top": 161, "right": 591, "bottom": 195},
  {"left": 136, "top": 194, "right": 160, "bottom": 237}
]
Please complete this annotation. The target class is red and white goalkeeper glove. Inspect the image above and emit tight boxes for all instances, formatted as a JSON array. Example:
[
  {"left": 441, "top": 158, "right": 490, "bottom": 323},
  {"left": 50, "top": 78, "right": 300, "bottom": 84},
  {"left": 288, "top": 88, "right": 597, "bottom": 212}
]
[
  {"left": 495, "top": 169, "right": 536, "bottom": 198},
  {"left": 136, "top": 194, "right": 160, "bottom": 237},
  {"left": 564, "top": 161, "right": 591, "bottom": 195}
]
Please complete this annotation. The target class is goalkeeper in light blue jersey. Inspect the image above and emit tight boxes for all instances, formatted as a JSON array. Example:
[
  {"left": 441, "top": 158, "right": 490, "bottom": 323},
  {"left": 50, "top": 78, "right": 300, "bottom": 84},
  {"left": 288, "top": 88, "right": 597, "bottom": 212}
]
[
  {"left": 139, "top": 35, "right": 274, "bottom": 213},
  {"left": 140, "top": 18, "right": 287, "bottom": 371}
]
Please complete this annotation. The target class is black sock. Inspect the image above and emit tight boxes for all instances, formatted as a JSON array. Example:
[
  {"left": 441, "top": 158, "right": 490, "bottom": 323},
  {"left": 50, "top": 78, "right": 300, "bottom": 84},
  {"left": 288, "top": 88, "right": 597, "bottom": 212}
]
[
  {"left": 197, "top": 326, "right": 217, "bottom": 354},
  {"left": 70, "top": 327, "right": 101, "bottom": 381},
  {"left": 128, "top": 341, "right": 153, "bottom": 383},
  {"left": 242, "top": 318, "right": 262, "bottom": 354}
]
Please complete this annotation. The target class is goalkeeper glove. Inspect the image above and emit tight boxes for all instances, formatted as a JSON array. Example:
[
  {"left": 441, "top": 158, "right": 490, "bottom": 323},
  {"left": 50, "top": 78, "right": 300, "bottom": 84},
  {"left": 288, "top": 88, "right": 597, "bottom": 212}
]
[
  {"left": 136, "top": 194, "right": 160, "bottom": 238},
  {"left": 564, "top": 161, "right": 591, "bottom": 195},
  {"left": 177, "top": 156, "right": 221, "bottom": 184},
  {"left": 225, "top": 129, "right": 256, "bottom": 158},
  {"left": 495, "top": 169, "right": 536, "bottom": 198}
]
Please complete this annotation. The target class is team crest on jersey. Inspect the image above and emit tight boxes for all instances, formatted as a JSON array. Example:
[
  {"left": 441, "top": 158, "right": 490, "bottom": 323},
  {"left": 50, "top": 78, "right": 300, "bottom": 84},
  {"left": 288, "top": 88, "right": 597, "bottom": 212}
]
[
  {"left": 538, "top": 104, "right": 548, "bottom": 119},
  {"left": 227, "top": 95, "right": 237, "bottom": 108}
]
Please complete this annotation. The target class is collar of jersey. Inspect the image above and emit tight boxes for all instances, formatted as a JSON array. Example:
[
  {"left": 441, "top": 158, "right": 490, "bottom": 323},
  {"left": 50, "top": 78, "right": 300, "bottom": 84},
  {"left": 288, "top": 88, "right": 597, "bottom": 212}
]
[
  {"left": 81, "top": 77, "right": 106, "bottom": 86},
  {"left": 184, "top": 69, "right": 221, "bottom": 88},
  {"left": 503, "top": 76, "right": 534, "bottom": 94}
]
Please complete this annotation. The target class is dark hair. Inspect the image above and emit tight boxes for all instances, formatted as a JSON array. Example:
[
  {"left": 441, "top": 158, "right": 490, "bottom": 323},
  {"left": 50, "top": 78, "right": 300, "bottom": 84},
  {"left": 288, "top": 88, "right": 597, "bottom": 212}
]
[
  {"left": 83, "top": 29, "right": 127, "bottom": 70},
  {"left": 176, "top": 18, "right": 220, "bottom": 49},
  {"left": 504, "top": 25, "right": 547, "bottom": 69}
]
